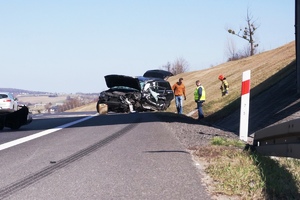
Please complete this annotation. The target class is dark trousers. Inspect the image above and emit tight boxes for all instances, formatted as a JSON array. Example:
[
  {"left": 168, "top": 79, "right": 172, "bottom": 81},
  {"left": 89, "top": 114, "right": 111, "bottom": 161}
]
[{"left": 196, "top": 101, "right": 204, "bottom": 119}]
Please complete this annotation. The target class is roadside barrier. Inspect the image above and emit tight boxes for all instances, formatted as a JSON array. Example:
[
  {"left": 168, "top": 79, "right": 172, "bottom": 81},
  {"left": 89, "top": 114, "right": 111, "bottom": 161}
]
[{"left": 253, "top": 118, "right": 300, "bottom": 159}]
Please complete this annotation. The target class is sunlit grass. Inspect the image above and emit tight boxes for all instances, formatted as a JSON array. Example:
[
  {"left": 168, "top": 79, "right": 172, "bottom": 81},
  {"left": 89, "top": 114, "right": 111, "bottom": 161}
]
[
  {"left": 195, "top": 137, "right": 300, "bottom": 199},
  {"left": 166, "top": 42, "right": 295, "bottom": 120},
  {"left": 211, "top": 136, "right": 245, "bottom": 148}
]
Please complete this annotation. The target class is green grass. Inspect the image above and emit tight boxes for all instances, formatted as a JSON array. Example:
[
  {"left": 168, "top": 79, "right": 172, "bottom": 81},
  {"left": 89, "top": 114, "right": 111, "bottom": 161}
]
[
  {"left": 195, "top": 137, "right": 300, "bottom": 199},
  {"left": 211, "top": 136, "right": 245, "bottom": 148}
]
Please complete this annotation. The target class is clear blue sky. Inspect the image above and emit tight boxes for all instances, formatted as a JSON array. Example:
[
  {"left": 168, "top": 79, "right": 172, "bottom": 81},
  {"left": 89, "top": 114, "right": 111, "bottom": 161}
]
[{"left": 0, "top": 1, "right": 295, "bottom": 93}]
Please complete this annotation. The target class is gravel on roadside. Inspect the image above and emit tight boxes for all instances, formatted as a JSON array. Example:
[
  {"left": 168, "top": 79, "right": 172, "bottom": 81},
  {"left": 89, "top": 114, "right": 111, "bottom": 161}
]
[{"left": 157, "top": 112, "right": 240, "bottom": 149}]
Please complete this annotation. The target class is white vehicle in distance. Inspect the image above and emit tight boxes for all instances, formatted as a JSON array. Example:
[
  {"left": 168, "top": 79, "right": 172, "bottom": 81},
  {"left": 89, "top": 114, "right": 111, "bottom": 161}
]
[{"left": 0, "top": 92, "right": 18, "bottom": 113}]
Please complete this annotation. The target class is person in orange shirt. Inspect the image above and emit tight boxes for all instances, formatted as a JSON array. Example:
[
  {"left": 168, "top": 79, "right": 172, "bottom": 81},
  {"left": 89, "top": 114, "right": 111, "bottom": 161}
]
[{"left": 172, "top": 78, "right": 186, "bottom": 114}]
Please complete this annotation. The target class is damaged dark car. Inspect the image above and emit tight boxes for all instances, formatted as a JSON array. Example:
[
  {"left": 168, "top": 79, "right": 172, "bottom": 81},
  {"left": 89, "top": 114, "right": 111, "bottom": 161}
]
[
  {"left": 0, "top": 105, "right": 32, "bottom": 130},
  {"left": 96, "top": 70, "right": 174, "bottom": 113}
]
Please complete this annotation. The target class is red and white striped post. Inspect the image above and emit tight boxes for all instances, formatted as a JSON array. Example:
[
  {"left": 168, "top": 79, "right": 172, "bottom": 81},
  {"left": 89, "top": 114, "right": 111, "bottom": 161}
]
[{"left": 239, "top": 70, "right": 251, "bottom": 141}]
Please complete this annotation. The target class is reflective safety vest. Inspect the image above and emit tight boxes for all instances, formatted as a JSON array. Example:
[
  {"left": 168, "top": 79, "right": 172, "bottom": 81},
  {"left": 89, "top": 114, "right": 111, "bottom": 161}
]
[
  {"left": 221, "top": 80, "right": 229, "bottom": 92},
  {"left": 194, "top": 86, "right": 206, "bottom": 101}
]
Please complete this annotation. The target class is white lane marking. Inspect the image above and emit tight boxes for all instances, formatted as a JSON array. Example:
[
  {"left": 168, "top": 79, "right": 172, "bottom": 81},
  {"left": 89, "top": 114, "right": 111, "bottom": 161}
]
[{"left": 0, "top": 114, "right": 97, "bottom": 151}]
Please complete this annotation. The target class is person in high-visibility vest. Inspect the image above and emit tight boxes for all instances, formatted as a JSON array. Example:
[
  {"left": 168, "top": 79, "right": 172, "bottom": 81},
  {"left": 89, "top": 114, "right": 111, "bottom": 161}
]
[
  {"left": 194, "top": 80, "right": 206, "bottom": 120},
  {"left": 218, "top": 75, "right": 229, "bottom": 96}
]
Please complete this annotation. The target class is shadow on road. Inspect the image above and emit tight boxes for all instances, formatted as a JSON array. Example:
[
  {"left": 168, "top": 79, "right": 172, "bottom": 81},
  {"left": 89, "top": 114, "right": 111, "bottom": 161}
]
[
  {"left": 0, "top": 110, "right": 202, "bottom": 133},
  {"left": 143, "top": 150, "right": 189, "bottom": 154}
]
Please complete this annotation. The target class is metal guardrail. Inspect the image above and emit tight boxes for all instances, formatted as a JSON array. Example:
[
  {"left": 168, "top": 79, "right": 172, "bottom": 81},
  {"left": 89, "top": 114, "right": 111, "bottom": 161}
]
[{"left": 253, "top": 118, "right": 300, "bottom": 159}]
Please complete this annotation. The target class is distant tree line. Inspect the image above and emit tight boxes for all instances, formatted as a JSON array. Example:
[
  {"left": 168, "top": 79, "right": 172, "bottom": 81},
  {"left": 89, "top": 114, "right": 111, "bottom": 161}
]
[{"left": 44, "top": 96, "right": 97, "bottom": 113}]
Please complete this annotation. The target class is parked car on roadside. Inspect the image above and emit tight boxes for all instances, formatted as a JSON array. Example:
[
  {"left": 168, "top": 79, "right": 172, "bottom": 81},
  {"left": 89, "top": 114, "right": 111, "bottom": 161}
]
[
  {"left": 0, "top": 92, "right": 18, "bottom": 113},
  {"left": 96, "top": 70, "right": 174, "bottom": 113}
]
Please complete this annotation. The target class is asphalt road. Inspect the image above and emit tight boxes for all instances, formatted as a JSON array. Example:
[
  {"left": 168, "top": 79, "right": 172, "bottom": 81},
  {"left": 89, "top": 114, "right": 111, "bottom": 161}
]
[{"left": 0, "top": 112, "right": 211, "bottom": 200}]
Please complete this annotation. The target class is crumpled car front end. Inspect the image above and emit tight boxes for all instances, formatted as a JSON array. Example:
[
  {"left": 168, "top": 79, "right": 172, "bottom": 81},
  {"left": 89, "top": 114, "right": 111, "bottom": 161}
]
[{"left": 97, "top": 89, "right": 142, "bottom": 113}]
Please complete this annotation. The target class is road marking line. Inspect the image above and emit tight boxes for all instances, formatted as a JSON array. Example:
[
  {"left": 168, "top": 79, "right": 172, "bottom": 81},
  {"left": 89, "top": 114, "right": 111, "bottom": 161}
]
[{"left": 0, "top": 114, "right": 97, "bottom": 151}]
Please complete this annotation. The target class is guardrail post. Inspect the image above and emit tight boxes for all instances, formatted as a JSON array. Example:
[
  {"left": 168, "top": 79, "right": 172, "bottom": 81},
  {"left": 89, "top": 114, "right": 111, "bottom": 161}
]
[{"left": 239, "top": 70, "right": 251, "bottom": 141}]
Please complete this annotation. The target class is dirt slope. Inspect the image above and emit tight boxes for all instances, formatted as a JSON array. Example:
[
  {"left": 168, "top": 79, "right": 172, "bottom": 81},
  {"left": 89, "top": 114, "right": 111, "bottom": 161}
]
[
  {"left": 167, "top": 41, "right": 297, "bottom": 134},
  {"left": 213, "top": 60, "right": 300, "bottom": 134}
]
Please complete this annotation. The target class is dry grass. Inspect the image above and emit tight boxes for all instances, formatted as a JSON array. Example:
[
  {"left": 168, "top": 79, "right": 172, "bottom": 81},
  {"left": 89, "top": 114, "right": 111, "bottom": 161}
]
[
  {"left": 166, "top": 41, "right": 296, "bottom": 118},
  {"left": 17, "top": 95, "right": 98, "bottom": 113},
  {"left": 65, "top": 102, "right": 97, "bottom": 112},
  {"left": 194, "top": 137, "right": 300, "bottom": 199}
]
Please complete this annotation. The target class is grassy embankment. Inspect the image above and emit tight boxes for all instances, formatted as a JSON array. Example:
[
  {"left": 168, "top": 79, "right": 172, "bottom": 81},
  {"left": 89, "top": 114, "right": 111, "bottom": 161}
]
[
  {"left": 166, "top": 41, "right": 296, "bottom": 122},
  {"left": 195, "top": 137, "right": 300, "bottom": 199},
  {"left": 168, "top": 41, "right": 298, "bottom": 199}
]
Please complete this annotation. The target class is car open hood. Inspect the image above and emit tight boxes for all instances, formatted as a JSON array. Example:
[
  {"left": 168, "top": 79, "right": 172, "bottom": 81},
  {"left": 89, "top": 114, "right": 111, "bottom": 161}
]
[
  {"left": 104, "top": 75, "right": 141, "bottom": 90},
  {"left": 143, "top": 69, "right": 174, "bottom": 80}
]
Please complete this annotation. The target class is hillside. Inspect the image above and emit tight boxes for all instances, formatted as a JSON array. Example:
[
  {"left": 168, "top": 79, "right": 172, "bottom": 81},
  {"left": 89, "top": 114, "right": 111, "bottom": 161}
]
[
  {"left": 167, "top": 41, "right": 297, "bottom": 134},
  {"left": 68, "top": 41, "right": 297, "bottom": 135}
]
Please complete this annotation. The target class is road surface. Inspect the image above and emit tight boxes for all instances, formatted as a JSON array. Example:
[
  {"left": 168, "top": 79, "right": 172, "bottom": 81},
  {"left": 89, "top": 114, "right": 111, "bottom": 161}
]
[{"left": 0, "top": 112, "right": 211, "bottom": 200}]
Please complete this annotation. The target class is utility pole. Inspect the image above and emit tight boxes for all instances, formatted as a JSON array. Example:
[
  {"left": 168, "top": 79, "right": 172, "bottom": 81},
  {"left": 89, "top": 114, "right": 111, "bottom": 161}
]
[{"left": 296, "top": 0, "right": 300, "bottom": 93}]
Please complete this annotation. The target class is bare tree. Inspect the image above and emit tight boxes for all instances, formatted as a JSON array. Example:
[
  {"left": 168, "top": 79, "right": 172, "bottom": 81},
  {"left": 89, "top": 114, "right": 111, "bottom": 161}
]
[
  {"left": 226, "top": 38, "right": 239, "bottom": 61},
  {"left": 226, "top": 39, "right": 250, "bottom": 61},
  {"left": 159, "top": 58, "right": 189, "bottom": 75},
  {"left": 171, "top": 57, "right": 189, "bottom": 75},
  {"left": 160, "top": 62, "right": 171, "bottom": 72},
  {"left": 242, "top": 44, "right": 252, "bottom": 57},
  {"left": 227, "top": 8, "right": 259, "bottom": 56}
]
